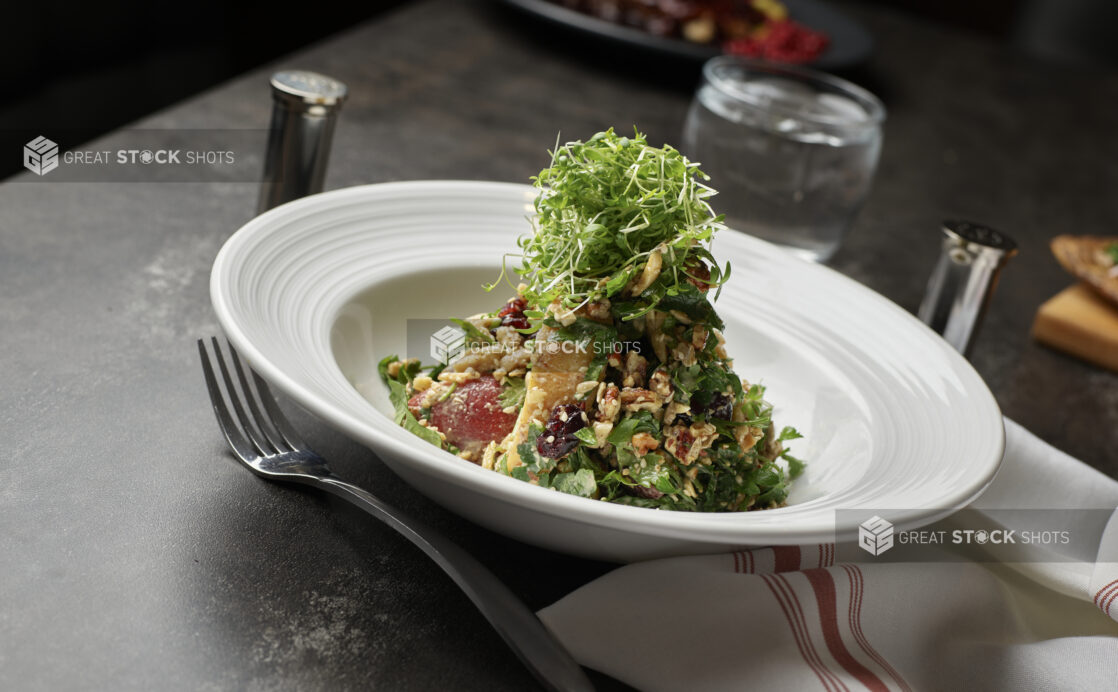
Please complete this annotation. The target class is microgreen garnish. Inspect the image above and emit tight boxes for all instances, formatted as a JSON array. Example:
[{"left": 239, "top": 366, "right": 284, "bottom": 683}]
[{"left": 512, "top": 128, "right": 726, "bottom": 312}]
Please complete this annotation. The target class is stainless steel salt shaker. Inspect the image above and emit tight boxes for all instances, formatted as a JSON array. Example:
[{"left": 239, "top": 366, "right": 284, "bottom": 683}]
[
  {"left": 918, "top": 220, "right": 1018, "bottom": 357},
  {"left": 257, "top": 70, "right": 348, "bottom": 214}
]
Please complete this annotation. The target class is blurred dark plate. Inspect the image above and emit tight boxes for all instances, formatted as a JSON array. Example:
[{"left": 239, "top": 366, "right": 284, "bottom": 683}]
[{"left": 499, "top": 0, "right": 873, "bottom": 70}]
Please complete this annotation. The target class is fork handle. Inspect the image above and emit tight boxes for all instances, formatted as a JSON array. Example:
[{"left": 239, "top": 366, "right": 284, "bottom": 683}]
[{"left": 310, "top": 476, "right": 594, "bottom": 692}]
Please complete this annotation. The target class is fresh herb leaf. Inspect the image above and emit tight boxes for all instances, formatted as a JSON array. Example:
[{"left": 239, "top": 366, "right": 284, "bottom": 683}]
[
  {"left": 377, "top": 354, "right": 398, "bottom": 383},
  {"left": 516, "top": 128, "right": 726, "bottom": 313},
  {"left": 654, "top": 284, "right": 724, "bottom": 330},
  {"left": 778, "top": 426, "right": 803, "bottom": 442},
  {"left": 552, "top": 468, "right": 598, "bottom": 498},
  {"left": 387, "top": 379, "right": 442, "bottom": 447},
  {"left": 573, "top": 427, "right": 598, "bottom": 446},
  {"left": 498, "top": 377, "right": 526, "bottom": 410},
  {"left": 782, "top": 452, "right": 806, "bottom": 480},
  {"left": 515, "top": 423, "right": 558, "bottom": 483},
  {"left": 449, "top": 318, "right": 494, "bottom": 345},
  {"left": 607, "top": 411, "right": 658, "bottom": 446}
]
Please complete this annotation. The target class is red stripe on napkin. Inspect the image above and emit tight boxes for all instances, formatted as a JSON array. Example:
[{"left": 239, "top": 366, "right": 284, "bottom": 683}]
[
  {"left": 1093, "top": 578, "right": 1118, "bottom": 607},
  {"left": 732, "top": 549, "right": 755, "bottom": 574},
  {"left": 1096, "top": 579, "right": 1118, "bottom": 617},
  {"left": 843, "top": 565, "right": 912, "bottom": 692},
  {"left": 774, "top": 546, "right": 802, "bottom": 573},
  {"left": 763, "top": 574, "right": 846, "bottom": 691},
  {"left": 804, "top": 569, "right": 890, "bottom": 691}
]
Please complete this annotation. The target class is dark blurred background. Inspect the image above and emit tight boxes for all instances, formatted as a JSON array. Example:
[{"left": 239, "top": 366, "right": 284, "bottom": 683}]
[
  {"left": 0, "top": 0, "right": 408, "bottom": 178},
  {"left": 3, "top": 0, "right": 1116, "bottom": 180}
]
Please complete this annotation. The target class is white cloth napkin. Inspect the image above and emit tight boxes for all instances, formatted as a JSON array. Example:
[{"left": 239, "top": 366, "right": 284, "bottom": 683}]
[{"left": 538, "top": 419, "right": 1118, "bottom": 691}]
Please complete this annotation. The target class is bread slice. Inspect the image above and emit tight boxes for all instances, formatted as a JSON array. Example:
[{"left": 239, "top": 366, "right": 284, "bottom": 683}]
[{"left": 1050, "top": 235, "right": 1118, "bottom": 307}]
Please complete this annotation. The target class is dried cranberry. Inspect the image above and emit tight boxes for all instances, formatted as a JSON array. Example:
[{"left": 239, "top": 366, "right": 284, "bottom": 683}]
[
  {"left": 497, "top": 297, "right": 527, "bottom": 317},
  {"left": 545, "top": 403, "right": 588, "bottom": 436},
  {"left": 498, "top": 297, "right": 530, "bottom": 331},
  {"left": 673, "top": 411, "right": 693, "bottom": 427},
  {"left": 537, "top": 434, "right": 580, "bottom": 460},
  {"left": 537, "top": 403, "right": 588, "bottom": 459},
  {"left": 706, "top": 393, "right": 734, "bottom": 420},
  {"left": 692, "top": 392, "right": 733, "bottom": 420}
]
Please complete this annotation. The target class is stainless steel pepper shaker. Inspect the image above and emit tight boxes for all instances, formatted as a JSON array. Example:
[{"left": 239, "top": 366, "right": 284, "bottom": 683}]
[
  {"left": 257, "top": 70, "right": 348, "bottom": 214},
  {"left": 918, "top": 220, "right": 1018, "bottom": 357}
]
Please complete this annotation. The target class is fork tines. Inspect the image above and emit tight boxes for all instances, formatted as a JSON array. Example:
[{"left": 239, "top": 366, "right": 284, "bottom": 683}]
[{"left": 197, "top": 337, "right": 306, "bottom": 462}]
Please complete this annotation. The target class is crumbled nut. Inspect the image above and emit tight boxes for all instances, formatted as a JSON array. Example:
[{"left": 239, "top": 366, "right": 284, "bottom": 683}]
[
  {"left": 585, "top": 299, "right": 612, "bottom": 322},
  {"left": 645, "top": 310, "right": 668, "bottom": 362},
  {"left": 449, "top": 347, "right": 501, "bottom": 374},
  {"left": 587, "top": 421, "right": 612, "bottom": 448},
  {"left": 629, "top": 248, "right": 663, "bottom": 296},
  {"left": 669, "top": 309, "right": 691, "bottom": 325},
  {"left": 622, "top": 351, "right": 648, "bottom": 388},
  {"left": 412, "top": 375, "right": 433, "bottom": 392},
  {"left": 682, "top": 475, "right": 698, "bottom": 498},
  {"left": 736, "top": 425, "right": 764, "bottom": 452},
  {"left": 692, "top": 324, "right": 708, "bottom": 351},
  {"left": 494, "top": 325, "right": 525, "bottom": 349},
  {"left": 712, "top": 328, "right": 729, "bottom": 360},
  {"left": 631, "top": 432, "right": 660, "bottom": 456},
  {"left": 664, "top": 422, "right": 717, "bottom": 465},
  {"left": 663, "top": 399, "right": 690, "bottom": 426},
  {"left": 417, "top": 382, "right": 453, "bottom": 409},
  {"left": 672, "top": 342, "right": 697, "bottom": 367},
  {"left": 648, "top": 367, "right": 672, "bottom": 398},
  {"left": 386, "top": 358, "right": 418, "bottom": 378},
  {"left": 596, "top": 383, "right": 621, "bottom": 423},
  {"left": 619, "top": 387, "right": 662, "bottom": 412},
  {"left": 438, "top": 368, "right": 482, "bottom": 384}
]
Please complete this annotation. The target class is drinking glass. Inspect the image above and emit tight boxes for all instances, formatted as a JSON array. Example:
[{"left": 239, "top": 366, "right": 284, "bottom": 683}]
[{"left": 682, "top": 56, "right": 885, "bottom": 262}]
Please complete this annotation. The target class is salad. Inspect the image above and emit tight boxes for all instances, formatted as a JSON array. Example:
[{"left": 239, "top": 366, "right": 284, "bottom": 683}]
[{"left": 379, "top": 129, "right": 803, "bottom": 511}]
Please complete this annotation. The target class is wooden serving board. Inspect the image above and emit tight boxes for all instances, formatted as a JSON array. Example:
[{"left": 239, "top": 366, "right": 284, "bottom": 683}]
[{"left": 1033, "top": 283, "right": 1118, "bottom": 373}]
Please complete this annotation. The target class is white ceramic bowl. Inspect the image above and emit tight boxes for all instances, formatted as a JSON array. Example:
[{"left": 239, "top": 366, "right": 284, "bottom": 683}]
[{"left": 211, "top": 180, "right": 1004, "bottom": 562}]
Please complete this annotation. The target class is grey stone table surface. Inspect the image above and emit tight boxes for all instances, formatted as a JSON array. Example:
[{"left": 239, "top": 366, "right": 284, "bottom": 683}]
[{"left": 2, "top": 0, "right": 1117, "bottom": 690}]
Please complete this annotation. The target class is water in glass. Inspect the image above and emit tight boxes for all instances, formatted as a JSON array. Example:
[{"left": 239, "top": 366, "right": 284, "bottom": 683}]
[{"left": 683, "top": 73, "right": 882, "bottom": 262}]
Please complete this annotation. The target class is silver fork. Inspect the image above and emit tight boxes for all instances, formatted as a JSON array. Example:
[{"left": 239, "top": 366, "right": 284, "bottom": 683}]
[{"left": 197, "top": 337, "right": 593, "bottom": 692}]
